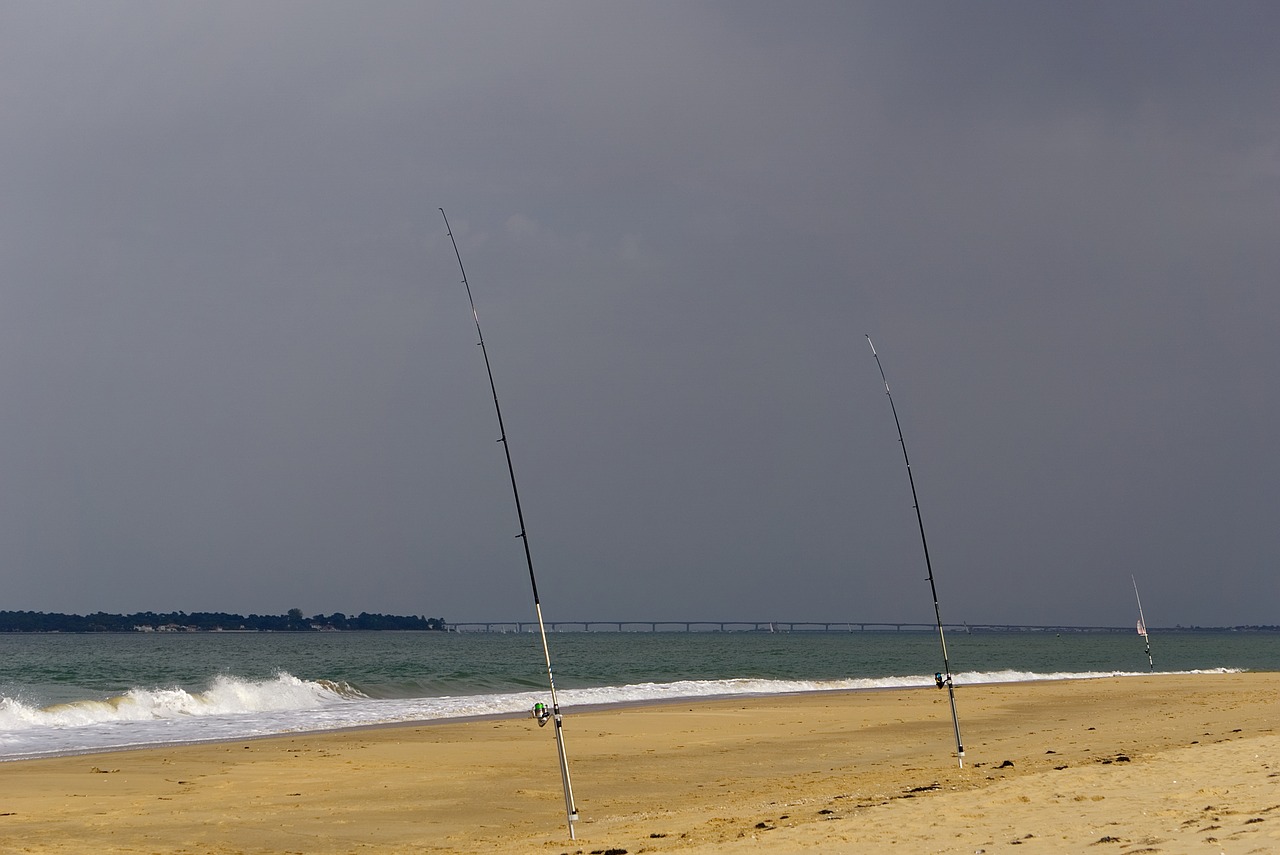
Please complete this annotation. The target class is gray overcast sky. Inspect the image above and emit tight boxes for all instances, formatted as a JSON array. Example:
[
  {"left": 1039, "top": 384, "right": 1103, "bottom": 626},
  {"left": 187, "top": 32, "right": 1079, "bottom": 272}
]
[{"left": 2, "top": 1, "right": 1276, "bottom": 627}]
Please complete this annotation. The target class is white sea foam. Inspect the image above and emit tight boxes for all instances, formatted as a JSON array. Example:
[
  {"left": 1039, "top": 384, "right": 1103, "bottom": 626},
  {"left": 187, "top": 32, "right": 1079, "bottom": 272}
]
[
  {"left": 0, "top": 673, "right": 359, "bottom": 733},
  {"left": 0, "top": 667, "right": 1240, "bottom": 762}
]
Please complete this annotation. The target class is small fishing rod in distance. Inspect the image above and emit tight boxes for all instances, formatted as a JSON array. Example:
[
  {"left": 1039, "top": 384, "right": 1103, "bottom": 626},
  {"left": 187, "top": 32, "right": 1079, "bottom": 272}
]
[
  {"left": 1132, "top": 575, "right": 1153, "bottom": 671},
  {"left": 440, "top": 208, "right": 579, "bottom": 838},
  {"left": 866, "top": 336, "right": 965, "bottom": 769}
]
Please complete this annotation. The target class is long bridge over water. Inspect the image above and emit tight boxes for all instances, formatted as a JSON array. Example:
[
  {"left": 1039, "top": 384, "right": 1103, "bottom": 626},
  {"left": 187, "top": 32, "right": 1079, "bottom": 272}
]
[{"left": 444, "top": 621, "right": 1131, "bottom": 633}]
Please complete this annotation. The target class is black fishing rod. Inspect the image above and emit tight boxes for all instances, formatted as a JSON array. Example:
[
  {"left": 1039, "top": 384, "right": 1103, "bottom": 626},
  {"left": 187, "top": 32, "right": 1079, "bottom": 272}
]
[
  {"left": 440, "top": 209, "right": 579, "bottom": 838},
  {"left": 866, "top": 336, "right": 965, "bottom": 768}
]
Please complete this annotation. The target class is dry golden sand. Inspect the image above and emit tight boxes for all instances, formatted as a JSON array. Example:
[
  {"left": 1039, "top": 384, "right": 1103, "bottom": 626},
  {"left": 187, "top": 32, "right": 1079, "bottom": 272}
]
[{"left": 0, "top": 672, "right": 1276, "bottom": 854}]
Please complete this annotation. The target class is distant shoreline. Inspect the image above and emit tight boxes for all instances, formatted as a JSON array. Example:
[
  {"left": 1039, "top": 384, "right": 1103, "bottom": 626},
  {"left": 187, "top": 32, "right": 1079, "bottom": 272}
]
[
  {"left": 0, "top": 610, "right": 445, "bottom": 633},
  {"left": 0, "top": 610, "right": 1275, "bottom": 634}
]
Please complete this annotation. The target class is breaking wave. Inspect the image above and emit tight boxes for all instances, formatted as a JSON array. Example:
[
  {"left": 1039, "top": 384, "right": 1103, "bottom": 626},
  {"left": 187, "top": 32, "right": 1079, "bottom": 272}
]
[{"left": 0, "top": 673, "right": 364, "bottom": 731}]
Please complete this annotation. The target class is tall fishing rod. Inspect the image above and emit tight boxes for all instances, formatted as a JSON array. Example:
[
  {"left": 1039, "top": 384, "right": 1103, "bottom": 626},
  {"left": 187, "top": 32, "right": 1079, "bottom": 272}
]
[
  {"left": 1132, "top": 575, "right": 1153, "bottom": 671},
  {"left": 866, "top": 336, "right": 965, "bottom": 768},
  {"left": 441, "top": 209, "right": 579, "bottom": 839}
]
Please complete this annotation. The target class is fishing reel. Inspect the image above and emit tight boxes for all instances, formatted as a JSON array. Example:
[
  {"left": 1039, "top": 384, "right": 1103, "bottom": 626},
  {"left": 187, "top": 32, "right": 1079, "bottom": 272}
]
[
  {"left": 532, "top": 702, "right": 551, "bottom": 727},
  {"left": 934, "top": 672, "right": 949, "bottom": 689}
]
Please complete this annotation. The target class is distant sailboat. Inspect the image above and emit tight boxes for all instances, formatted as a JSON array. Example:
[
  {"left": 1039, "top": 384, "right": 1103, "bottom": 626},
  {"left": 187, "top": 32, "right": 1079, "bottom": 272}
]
[{"left": 1132, "top": 575, "right": 1153, "bottom": 671}]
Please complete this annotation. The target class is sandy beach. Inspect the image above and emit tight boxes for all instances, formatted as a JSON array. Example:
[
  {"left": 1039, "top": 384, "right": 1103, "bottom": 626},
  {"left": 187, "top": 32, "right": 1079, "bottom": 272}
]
[{"left": 1, "top": 672, "right": 1275, "bottom": 854}]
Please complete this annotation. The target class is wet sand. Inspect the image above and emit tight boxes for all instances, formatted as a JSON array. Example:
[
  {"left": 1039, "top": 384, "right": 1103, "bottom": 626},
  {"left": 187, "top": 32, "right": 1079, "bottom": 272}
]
[{"left": 1, "top": 672, "right": 1276, "bottom": 853}]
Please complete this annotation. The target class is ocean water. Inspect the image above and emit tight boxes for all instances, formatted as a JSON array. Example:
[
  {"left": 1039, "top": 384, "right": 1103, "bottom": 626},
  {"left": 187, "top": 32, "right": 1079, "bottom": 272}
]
[{"left": 0, "top": 629, "right": 1274, "bottom": 761}]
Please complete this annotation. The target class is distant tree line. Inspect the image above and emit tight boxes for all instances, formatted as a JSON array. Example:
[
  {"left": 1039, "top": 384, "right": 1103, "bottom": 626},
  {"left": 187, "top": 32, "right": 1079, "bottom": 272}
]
[{"left": 0, "top": 609, "right": 446, "bottom": 633}]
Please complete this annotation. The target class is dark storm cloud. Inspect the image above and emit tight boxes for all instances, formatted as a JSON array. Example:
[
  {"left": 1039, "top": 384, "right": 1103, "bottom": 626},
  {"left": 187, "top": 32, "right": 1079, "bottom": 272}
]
[{"left": 1, "top": 2, "right": 1276, "bottom": 627}]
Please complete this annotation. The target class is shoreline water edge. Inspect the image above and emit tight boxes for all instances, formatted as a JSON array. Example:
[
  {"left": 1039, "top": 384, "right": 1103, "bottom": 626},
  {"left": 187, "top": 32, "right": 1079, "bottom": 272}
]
[
  {"left": 0, "top": 672, "right": 1276, "bottom": 853},
  {"left": 3, "top": 629, "right": 1278, "bottom": 762}
]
